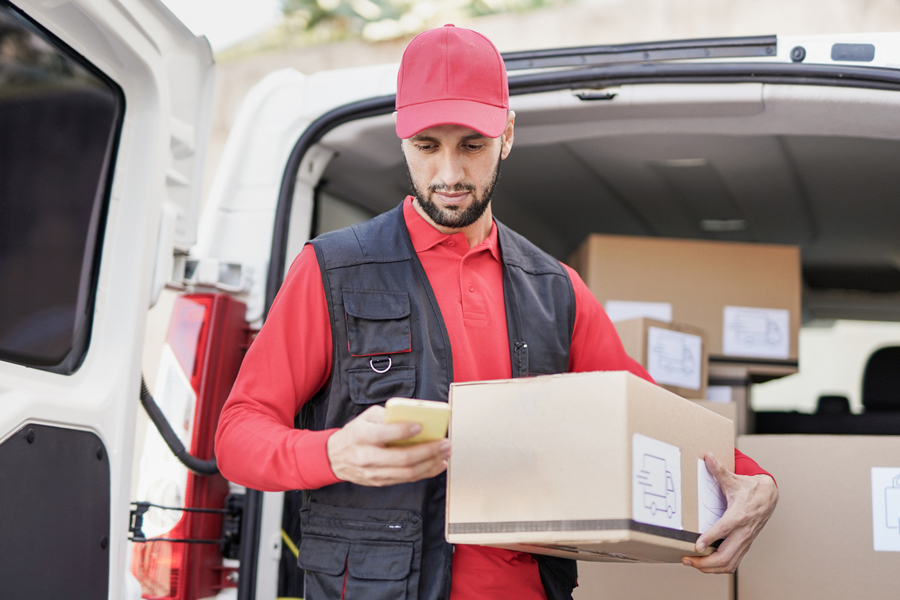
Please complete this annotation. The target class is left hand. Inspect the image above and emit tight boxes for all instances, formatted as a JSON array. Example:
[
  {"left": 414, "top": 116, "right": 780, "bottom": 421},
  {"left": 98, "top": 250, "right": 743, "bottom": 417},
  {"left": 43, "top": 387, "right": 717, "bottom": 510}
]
[{"left": 682, "top": 452, "right": 778, "bottom": 574}]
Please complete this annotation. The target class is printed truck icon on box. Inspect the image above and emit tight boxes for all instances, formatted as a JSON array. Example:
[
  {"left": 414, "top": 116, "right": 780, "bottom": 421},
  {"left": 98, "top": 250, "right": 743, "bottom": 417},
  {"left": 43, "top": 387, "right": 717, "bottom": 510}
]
[
  {"left": 887, "top": 475, "right": 900, "bottom": 532},
  {"left": 732, "top": 310, "right": 783, "bottom": 347},
  {"left": 637, "top": 455, "right": 677, "bottom": 518},
  {"left": 651, "top": 334, "right": 695, "bottom": 375}
]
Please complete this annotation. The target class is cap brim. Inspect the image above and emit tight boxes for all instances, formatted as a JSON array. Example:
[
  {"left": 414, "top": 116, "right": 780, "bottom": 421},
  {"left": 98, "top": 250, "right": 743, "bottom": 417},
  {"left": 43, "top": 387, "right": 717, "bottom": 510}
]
[{"left": 396, "top": 98, "right": 508, "bottom": 139}]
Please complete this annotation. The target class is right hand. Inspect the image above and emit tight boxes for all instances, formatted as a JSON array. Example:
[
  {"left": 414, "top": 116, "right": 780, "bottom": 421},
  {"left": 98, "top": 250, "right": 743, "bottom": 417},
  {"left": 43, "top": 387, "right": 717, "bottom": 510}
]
[{"left": 326, "top": 405, "right": 451, "bottom": 487}]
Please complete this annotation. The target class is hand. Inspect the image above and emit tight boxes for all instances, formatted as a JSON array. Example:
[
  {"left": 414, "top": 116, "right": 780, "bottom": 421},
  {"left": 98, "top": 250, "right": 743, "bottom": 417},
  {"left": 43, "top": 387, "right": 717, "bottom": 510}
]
[
  {"left": 682, "top": 452, "right": 778, "bottom": 574},
  {"left": 326, "top": 405, "right": 451, "bottom": 487}
]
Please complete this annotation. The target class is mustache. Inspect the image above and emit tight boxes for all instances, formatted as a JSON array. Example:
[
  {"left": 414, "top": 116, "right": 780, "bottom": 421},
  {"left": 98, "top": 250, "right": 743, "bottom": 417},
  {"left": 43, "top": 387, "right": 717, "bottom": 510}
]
[{"left": 429, "top": 182, "right": 476, "bottom": 193}]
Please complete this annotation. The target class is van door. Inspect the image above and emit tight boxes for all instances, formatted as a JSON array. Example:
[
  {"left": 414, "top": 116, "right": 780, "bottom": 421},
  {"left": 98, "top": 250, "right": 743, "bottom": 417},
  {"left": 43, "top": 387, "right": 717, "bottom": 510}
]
[{"left": 0, "top": 1, "right": 213, "bottom": 597}]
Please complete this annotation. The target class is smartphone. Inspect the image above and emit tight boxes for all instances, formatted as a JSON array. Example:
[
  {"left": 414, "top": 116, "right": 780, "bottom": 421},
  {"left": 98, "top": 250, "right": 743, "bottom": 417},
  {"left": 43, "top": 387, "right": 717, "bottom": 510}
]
[{"left": 384, "top": 398, "right": 451, "bottom": 447}]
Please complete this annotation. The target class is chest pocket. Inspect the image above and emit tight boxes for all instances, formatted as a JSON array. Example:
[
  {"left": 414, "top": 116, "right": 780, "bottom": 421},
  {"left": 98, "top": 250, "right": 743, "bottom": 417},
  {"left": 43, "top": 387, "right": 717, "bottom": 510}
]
[{"left": 344, "top": 290, "right": 412, "bottom": 356}]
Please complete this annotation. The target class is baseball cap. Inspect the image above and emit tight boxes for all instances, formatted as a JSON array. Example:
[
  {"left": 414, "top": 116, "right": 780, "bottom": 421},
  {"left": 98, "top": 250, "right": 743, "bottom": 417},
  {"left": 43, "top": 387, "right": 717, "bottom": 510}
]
[{"left": 395, "top": 24, "right": 509, "bottom": 139}]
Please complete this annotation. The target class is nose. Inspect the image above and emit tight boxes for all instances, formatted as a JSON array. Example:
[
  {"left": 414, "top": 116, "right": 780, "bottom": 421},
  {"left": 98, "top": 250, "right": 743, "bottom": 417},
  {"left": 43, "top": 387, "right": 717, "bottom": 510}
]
[{"left": 436, "top": 148, "right": 466, "bottom": 189}]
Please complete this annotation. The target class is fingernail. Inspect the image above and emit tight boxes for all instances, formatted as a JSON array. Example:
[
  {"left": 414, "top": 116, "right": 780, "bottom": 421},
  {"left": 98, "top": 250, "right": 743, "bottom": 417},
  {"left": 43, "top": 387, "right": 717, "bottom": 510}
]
[
  {"left": 409, "top": 423, "right": 422, "bottom": 434},
  {"left": 682, "top": 558, "right": 692, "bottom": 567},
  {"left": 696, "top": 541, "right": 706, "bottom": 552},
  {"left": 440, "top": 440, "right": 451, "bottom": 456}
]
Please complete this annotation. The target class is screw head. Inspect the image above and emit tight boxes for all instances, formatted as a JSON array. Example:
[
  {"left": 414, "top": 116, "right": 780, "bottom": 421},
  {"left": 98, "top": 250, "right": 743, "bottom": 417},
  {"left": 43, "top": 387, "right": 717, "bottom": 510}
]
[
  {"left": 790, "top": 46, "right": 807, "bottom": 62},
  {"left": 25, "top": 429, "right": 35, "bottom": 444}
]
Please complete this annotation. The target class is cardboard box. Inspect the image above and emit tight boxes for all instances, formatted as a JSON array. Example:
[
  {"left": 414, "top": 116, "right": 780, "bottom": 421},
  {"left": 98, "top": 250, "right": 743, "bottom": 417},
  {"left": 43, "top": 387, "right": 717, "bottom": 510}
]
[
  {"left": 446, "top": 371, "right": 734, "bottom": 563},
  {"left": 613, "top": 317, "right": 708, "bottom": 399},
  {"left": 691, "top": 400, "right": 737, "bottom": 438},
  {"left": 574, "top": 562, "right": 733, "bottom": 600},
  {"left": 568, "top": 235, "right": 801, "bottom": 364},
  {"left": 737, "top": 435, "right": 900, "bottom": 600}
]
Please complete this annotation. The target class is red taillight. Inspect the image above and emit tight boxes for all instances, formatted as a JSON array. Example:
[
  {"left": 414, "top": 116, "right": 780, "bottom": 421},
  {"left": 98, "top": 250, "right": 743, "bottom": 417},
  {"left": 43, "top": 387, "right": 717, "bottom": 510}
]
[{"left": 133, "top": 293, "right": 249, "bottom": 600}]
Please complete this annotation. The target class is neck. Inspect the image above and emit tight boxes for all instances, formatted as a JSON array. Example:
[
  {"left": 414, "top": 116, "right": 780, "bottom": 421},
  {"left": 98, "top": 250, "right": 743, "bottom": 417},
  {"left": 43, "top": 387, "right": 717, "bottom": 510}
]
[{"left": 412, "top": 199, "right": 493, "bottom": 249}]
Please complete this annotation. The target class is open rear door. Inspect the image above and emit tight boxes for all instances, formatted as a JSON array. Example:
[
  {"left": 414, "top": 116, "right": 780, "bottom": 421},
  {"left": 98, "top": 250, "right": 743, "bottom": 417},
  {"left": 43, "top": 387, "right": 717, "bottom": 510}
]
[{"left": 0, "top": 1, "right": 213, "bottom": 597}]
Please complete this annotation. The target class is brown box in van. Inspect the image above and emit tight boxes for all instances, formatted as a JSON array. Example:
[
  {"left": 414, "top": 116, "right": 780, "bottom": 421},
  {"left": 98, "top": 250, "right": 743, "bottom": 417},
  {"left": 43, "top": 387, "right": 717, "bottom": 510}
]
[
  {"left": 736, "top": 435, "right": 900, "bottom": 600},
  {"left": 568, "top": 234, "right": 801, "bottom": 364},
  {"left": 613, "top": 317, "right": 708, "bottom": 399},
  {"left": 446, "top": 371, "right": 734, "bottom": 563}
]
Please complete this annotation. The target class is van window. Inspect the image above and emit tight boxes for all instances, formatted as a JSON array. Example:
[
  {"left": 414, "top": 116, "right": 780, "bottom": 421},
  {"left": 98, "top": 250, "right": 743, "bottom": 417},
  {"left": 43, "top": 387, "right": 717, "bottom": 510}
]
[{"left": 0, "top": 4, "right": 123, "bottom": 373}]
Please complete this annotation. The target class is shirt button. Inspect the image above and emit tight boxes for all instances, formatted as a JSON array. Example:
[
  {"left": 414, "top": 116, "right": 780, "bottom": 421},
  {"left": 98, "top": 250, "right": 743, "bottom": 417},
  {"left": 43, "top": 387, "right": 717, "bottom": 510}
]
[
  {"left": 468, "top": 284, "right": 474, "bottom": 292},
  {"left": 447, "top": 240, "right": 455, "bottom": 246},
  {"left": 463, "top": 258, "right": 469, "bottom": 264}
]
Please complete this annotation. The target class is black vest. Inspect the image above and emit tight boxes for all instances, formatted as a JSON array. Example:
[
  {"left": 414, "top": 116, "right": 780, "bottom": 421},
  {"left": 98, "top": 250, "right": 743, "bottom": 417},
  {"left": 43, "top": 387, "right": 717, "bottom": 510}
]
[{"left": 297, "top": 202, "right": 577, "bottom": 600}]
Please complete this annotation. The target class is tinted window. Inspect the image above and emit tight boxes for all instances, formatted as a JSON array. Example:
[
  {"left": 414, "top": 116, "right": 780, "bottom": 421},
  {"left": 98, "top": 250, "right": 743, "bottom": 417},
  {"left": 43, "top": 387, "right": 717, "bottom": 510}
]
[{"left": 0, "top": 3, "right": 123, "bottom": 373}]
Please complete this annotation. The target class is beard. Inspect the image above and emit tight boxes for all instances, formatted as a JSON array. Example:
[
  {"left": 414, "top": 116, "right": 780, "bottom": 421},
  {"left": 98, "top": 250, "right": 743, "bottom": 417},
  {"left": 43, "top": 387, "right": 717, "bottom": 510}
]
[{"left": 407, "top": 150, "right": 502, "bottom": 229}]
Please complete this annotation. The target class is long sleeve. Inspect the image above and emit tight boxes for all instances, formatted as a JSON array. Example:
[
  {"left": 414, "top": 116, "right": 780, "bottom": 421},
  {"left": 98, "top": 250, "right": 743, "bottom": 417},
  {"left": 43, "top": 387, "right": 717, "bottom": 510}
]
[{"left": 214, "top": 245, "right": 341, "bottom": 491}]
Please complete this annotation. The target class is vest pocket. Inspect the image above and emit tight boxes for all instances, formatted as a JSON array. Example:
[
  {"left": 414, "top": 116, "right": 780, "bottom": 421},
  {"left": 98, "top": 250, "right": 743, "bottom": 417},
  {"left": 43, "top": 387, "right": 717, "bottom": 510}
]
[
  {"left": 299, "top": 503, "right": 422, "bottom": 600},
  {"left": 349, "top": 365, "right": 416, "bottom": 405},
  {"left": 343, "top": 290, "right": 412, "bottom": 356}
]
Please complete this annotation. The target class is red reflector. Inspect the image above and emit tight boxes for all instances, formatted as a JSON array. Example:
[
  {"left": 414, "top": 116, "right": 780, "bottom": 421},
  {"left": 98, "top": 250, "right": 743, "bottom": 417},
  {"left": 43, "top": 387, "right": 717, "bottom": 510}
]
[
  {"left": 168, "top": 296, "right": 213, "bottom": 388},
  {"left": 131, "top": 535, "right": 186, "bottom": 599},
  {"left": 134, "top": 293, "right": 248, "bottom": 600}
]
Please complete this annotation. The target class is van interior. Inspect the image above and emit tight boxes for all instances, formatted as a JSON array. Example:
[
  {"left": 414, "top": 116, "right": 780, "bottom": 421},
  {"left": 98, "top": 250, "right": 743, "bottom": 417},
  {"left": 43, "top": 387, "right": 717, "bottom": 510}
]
[{"left": 307, "top": 80, "right": 900, "bottom": 427}]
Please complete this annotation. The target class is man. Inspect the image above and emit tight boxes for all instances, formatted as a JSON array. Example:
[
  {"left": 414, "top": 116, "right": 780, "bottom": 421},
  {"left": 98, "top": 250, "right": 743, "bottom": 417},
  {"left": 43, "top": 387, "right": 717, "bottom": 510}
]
[{"left": 215, "top": 24, "right": 777, "bottom": 600}]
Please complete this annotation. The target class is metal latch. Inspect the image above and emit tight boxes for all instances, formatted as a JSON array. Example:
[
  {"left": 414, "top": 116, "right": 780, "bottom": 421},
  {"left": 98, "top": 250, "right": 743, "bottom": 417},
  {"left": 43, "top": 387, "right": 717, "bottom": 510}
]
[{"left": 129, "top": 493, "right": 244, "bottom": 557}]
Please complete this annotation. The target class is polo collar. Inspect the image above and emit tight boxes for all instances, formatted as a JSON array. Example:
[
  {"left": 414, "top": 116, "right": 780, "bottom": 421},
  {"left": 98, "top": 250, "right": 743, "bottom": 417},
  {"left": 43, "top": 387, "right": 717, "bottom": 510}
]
[{"left": 402, "top": 196, "right": 501, "bottom": 262}]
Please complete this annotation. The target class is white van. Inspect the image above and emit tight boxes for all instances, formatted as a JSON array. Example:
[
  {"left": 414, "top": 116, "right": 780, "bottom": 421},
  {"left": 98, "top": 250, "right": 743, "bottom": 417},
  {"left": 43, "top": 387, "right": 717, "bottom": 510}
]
[{"left": 3, "top": 0, "right": 900, "bottom": 598}]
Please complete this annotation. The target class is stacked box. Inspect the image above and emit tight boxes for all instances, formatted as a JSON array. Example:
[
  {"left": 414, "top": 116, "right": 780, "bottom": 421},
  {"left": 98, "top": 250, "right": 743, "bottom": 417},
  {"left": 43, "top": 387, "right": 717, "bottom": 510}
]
[
  {"left": 568, "top": 234, "right": 801, "bottom": 376},
  {"left": 737, "top": 435, "right": 900, "bottom": 600},
  {"left": 613, "top": 317, "right": 708, "bottom": 399}
]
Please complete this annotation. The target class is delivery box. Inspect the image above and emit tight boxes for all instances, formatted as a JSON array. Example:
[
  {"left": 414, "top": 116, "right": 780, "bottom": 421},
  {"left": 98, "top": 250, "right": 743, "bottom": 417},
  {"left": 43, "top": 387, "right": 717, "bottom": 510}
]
[
  {"left": 446, "top": 371, "right": 734, "bottom": 563},
  {"left": 737, "top": 435, "right": 900, "bottom": 600},
  {"left": 568, "top": 234, "right": 801, "bottom": 365},
  {"left": 613, "top": 317, "right": 708, "bottom": 399}
]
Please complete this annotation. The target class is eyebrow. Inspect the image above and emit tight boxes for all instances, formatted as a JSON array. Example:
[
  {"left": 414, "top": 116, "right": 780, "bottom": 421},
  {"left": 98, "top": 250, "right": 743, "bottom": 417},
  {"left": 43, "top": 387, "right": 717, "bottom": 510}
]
[{"left": 409, "top": 132, "right": 489, "bottom": 143}]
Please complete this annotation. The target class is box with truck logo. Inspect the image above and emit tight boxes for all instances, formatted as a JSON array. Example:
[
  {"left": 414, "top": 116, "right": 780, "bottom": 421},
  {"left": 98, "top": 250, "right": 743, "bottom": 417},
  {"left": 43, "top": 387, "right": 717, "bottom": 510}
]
[
  {"left": 446, "top": 371, "right": 734, "bottom": 563},
  {"left": 567, "top": 234, "right": 801, "bottom": 372},
  {"left": 613, "top": 317, "right": 709, "bottom": 399}
]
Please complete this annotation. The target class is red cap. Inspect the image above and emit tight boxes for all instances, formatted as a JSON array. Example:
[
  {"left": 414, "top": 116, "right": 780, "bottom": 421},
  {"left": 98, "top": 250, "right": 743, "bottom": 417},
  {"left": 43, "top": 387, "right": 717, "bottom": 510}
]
[{"left": 395, "top": 24, "right": 509, "bottom": 139}]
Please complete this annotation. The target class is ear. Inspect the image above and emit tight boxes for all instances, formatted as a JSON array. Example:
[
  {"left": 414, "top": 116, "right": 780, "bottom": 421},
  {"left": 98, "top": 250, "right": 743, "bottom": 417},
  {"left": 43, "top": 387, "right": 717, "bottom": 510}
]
[{"left": 500, "top": 111, "right": 515, "bottom": 160}]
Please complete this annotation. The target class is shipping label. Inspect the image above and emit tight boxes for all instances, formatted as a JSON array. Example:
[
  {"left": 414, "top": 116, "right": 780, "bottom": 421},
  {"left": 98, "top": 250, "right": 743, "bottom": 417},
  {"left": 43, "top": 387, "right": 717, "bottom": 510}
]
[
  {"left": 605, "top": 300, "right": 673, "bottom": 323},
  {"left": 872, "top": 467, "right": 900, "bottom": 552},
  {"left": 632, "top": 434, "right": 682, "bottom": 530},
  {"left": 722, "top": 306, "right": 790, "bottom": 359},
  {"left": 697, "top": 459, "right": 727, "bottom": 535},
  {"left": 647, "top": 326, "right": 703, "bottom": 390}
]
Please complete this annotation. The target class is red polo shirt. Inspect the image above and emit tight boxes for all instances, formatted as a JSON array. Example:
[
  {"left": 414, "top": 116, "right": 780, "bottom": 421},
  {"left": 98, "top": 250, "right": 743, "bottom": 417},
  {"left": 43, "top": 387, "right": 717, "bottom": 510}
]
[{"left": 216, "top": 197, "right": 769, "bottom": 599}]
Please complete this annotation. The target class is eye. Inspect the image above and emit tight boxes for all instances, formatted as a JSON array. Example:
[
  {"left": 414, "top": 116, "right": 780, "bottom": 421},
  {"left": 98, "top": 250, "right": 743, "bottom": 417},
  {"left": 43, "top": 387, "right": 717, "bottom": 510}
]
[
  {"left": 415, "top": 143, "right": 437, "bottom": 152},
  {"left": 463, "top": 143, "right": 484, "bottom": 152}
]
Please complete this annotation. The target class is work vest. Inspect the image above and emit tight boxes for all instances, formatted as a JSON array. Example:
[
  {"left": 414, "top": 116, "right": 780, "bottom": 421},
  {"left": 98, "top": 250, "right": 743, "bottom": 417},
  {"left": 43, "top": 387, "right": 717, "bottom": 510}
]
[{"left": 297, "top": 201, "right": 577, "bottom": 600}]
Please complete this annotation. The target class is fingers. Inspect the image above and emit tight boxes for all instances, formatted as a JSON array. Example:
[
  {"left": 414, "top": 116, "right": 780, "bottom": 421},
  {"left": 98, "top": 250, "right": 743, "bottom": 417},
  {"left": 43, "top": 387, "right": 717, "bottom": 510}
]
[
  {"left": 682, "top": 532, "right": 750, "bottom": 573},
  {"left": 326, "top": 407, "right": 452, "bottom": 487}
]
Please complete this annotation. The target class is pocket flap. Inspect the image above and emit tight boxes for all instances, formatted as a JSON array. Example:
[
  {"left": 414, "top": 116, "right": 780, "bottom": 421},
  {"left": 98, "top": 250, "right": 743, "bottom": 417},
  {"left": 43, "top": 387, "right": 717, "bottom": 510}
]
[
  {"left": 348, "top": 541, "right": 413, "bottom": 581},
  {"left": 344, "top": 291, "right": 410, "bottom": 320},
  {"left": 297, "top": 535, "right": 349, "bottom": 576},
  {"left": 349, "top": 366, "right": 416, "bottom": 405}
]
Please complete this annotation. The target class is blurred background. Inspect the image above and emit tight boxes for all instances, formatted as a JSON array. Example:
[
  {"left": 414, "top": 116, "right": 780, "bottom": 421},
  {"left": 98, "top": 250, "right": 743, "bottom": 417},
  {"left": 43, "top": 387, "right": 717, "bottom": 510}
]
[{"left": 147, "top": 0, "right": 900, "bottom": 414}]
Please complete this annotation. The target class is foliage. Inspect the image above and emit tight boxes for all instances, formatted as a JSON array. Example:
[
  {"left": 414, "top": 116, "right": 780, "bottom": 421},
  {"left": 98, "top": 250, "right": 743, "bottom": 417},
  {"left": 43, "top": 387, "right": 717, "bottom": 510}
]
[{"left": 279, "top": 0, "right": 566, "bottom": 42}]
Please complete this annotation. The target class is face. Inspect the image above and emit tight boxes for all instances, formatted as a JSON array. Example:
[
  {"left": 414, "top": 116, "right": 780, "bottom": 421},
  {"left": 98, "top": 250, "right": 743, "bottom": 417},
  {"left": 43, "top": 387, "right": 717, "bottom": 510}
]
[{"left": 401, "top": 116, "right": 514, "bottom": 230}]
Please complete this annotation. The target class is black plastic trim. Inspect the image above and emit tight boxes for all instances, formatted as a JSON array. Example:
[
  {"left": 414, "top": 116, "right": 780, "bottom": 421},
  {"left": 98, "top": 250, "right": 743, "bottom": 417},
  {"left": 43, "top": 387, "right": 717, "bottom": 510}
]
[
  {"left": 503, "top": 35, "right": 777, "bottom": 70},
  {"left": 237, "top": 488, "right": 264, "bottom": 600}
]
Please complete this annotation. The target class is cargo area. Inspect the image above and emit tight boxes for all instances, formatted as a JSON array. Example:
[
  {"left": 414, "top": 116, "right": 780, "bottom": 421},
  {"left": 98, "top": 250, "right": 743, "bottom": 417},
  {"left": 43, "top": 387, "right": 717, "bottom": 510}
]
[{"left": 295, "top": 77, "right": 900, "bottom": 598}]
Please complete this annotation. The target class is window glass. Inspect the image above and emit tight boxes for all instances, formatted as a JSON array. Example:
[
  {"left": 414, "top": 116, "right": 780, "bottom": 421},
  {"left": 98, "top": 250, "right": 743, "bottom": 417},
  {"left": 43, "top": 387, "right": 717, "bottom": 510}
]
[{"left": 0, "top": 3, "right": 123, "bottom": 373}]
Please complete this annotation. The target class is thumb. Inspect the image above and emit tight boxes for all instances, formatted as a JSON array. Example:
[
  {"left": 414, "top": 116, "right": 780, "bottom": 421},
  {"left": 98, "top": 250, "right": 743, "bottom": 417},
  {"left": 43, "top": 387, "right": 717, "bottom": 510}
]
[{"left": 705, "top": 452, "right": 735, "bottom": 488}]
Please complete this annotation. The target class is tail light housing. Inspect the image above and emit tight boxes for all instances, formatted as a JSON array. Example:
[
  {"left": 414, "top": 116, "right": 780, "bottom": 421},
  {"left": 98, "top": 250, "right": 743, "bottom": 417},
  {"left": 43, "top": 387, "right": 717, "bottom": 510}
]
[{"left": 132, "top": 293, "right": 250, "bottom": 599}]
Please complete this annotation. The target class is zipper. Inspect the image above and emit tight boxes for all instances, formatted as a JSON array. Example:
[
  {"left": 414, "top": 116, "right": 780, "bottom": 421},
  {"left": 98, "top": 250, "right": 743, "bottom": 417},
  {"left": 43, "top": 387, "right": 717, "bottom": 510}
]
[{"left": 309, "top": 516, "right": 406, "bottom": 531}]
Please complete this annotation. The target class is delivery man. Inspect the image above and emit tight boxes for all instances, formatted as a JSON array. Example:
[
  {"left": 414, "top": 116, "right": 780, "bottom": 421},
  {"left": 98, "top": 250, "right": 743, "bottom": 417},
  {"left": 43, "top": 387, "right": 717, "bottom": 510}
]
[{"left": 215, "top": 24, "right": 778, "bottom": 600}]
